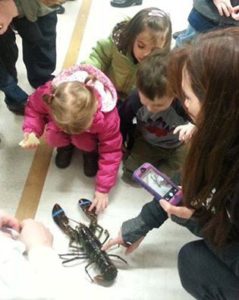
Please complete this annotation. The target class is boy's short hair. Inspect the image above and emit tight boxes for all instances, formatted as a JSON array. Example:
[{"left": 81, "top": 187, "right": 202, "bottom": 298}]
[{"left": 136, "top": 51, "right": 171, "bottom": 101}]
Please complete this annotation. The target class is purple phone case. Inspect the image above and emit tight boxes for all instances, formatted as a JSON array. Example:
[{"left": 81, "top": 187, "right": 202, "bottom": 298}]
[{"left": 133, "top": 163, "right": 182, "bottom": 205}]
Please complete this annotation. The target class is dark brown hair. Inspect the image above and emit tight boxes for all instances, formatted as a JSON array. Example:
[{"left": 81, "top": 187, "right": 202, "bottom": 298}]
[
  {"left": 112, "top": 7, "right": 172, "bottom": 56},
  {"left": 168, "top": 28, "right": 239, "bottom": 246},
  {"left": 136, "top": 50, "right": 172, "bottom": 100}
]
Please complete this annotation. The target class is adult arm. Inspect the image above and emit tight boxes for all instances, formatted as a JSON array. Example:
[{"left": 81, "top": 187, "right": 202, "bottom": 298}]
[
  {"left": 102, "top": 198, "right": 169, "bottom": 253},
  {"left": 0, "top": 218, "right": 64, "bottom": 299}
]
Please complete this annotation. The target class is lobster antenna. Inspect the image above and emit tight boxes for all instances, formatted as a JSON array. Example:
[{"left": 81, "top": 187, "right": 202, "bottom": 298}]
[{"left": 68, "top": 217, "right": 81, "bottom": 225}]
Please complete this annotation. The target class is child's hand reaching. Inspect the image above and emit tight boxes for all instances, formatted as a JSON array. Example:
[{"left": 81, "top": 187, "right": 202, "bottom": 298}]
[
  {"left": 89, "top": 191, "right": 109, "bottom": 214},
  {"left": 173, "top": 123, "right": 196, "bottom": 143},
  {"left": 19, "top": 132, "right": 40, "bottom": 149}
]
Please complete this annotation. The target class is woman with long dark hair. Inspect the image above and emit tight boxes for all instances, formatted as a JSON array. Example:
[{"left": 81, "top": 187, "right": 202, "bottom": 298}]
[{"left": 103, "top": 28, "right": 239, "bottom": 299}]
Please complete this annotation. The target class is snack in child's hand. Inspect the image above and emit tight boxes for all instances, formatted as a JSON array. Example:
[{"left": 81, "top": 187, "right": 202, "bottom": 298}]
[{"left": 19, "top": 133, "right": 40, "bottom": 148}]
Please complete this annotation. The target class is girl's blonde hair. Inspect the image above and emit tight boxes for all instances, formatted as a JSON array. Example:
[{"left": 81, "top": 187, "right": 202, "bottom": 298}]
[{"left": 43, "top": 79, "right": 97, "bottom": 134}]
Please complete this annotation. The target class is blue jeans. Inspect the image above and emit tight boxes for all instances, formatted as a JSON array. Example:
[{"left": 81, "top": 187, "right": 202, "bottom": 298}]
[
  {"left": 175, "top": 24, "right": 198, "bottom": 48},
  {"left": 178, "top": 240, "right": 239, "bottom": 299}
]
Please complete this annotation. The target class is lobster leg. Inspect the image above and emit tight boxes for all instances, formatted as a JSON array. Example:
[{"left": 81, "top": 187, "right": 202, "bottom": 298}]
[
  {"left": 85, "top": 261, "right": 95, "bottom": 282},
  {"left": 89, "top": 220, "right": 102, "bottom": 237},
  {"left": 100, "top": 229, "right": 110, "bottom": 245},
  {"left": 108, "top": 254, "right": 128, "bottom": 264},
  {"left": 59, "top": 253, "right": 89, "bottom": 264}
]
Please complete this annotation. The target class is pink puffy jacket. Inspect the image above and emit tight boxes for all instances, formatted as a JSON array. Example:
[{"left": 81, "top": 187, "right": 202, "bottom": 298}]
[{"left": 23, "top": 64, "right": 122, "bottom": 193}]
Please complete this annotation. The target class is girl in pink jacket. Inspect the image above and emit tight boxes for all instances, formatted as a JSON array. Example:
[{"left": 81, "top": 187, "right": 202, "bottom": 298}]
[{"left": 21, "top": 64, "right": 123, "bottom": 214}]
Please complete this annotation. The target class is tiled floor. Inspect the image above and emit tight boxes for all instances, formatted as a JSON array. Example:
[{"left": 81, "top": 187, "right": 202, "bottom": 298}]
[{"left": 0, "top": 0, "right": 195, "bottom": 299}]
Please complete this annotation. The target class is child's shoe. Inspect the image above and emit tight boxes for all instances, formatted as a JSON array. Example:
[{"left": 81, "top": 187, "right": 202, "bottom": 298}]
[
  {"left": 82, "top": 152, "right": 98, "bottom": 177},
  {"left": 53, "top": 4, "right": 65, "bottom": 14},
  {"left": 121, "top": 172, "right": 140, "bottom": 187},
  {"left": 5, "top": 100, "right": 26, "bottom": 116},
  {"left": 55, "top": 144, "right": 74, "bottom": 168}
]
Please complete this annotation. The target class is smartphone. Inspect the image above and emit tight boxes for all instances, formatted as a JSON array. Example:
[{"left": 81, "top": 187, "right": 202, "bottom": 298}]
[{"left": 133, "top": 163, "right": 182, "bottom": 205}]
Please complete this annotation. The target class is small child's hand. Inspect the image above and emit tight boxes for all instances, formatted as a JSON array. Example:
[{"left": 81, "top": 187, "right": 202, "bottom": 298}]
[
  {"left": 213, "top": 0, "right": 232, "bottom": 17},
  {"left": 89, "top": 191, "right": 109, "bottom": 214},
  {"left": 173, "top": 123, "right": 196, "bottom": 143},
  {"left": 19, "top": 132, "right": 40, "bottom": 149}
]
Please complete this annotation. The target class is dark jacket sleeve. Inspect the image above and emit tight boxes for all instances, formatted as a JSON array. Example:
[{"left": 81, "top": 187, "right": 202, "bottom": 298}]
[
  {"left": 119, "top": 89, "right": 142, "bottom": 143},
  {"left": 122, "top": 198, "right": 168, "bottom": 244}
]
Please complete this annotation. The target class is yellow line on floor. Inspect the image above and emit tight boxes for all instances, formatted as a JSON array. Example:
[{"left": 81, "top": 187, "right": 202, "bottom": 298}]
[{"left": 15, "top": 0, "right": 93, "bottom": 220}]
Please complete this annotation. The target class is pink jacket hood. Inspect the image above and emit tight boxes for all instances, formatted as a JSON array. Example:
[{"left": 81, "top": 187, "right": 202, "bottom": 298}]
[{"left": 52, "top": 64, "right": 118, "bottom": 112}]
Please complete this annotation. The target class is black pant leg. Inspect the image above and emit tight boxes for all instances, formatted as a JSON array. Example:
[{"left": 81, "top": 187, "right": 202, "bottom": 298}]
[
  {"left": 178, "top": 240, "right": 239, "bottom": 300},
  {"left": 13, "top": 12, "right": 57, "bottom": 88},
  {"left": 0, "top": 27, "right": 18, "bottom": 80},
  {"left": 0, "top": 27, "right": 27, "bottom": 106}
]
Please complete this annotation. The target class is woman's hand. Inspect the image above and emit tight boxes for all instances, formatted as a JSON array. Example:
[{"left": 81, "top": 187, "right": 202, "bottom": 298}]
[
  {"left": 213, "top": 0, "right": 233, "bottom": 17},
  {"left": 173, "top": 123, "right": 196, "bottom": 143},
  {"left": 159, "top": 199, "right": 195, "bottom": 219},
  {"left": 0, "top": 210, "right": 21, "bottom": 231},
  {"left": 101, "top": 230, "right": 144, "bottom": 254},
  {"left": 19, "top": 219, "right": 53, "bottom": 251},
  {"left": 89, "top": 191, "right": 109, "bottom": 214}
]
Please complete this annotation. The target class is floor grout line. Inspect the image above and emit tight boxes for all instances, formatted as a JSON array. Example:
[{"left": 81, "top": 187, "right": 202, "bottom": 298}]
[{"left": 15, "top": 0, "right": 93, "bottom": 220}]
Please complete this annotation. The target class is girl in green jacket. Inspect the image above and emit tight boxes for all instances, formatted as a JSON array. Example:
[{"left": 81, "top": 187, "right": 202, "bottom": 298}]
[{"left": 84, "top": 7, "right": 172, "bottom": 101}]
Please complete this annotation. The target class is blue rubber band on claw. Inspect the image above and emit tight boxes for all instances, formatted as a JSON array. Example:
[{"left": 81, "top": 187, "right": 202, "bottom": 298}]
[
  {"left": 78, "top": 198, "right": 92, "bottom": 206},
  {"left": 52, "top": 208, "right": 64, "bottom": 217}
]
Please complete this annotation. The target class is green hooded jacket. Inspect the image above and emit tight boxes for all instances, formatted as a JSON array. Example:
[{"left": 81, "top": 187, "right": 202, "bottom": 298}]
[{"left": 83, "top": 36, "right": 138, "bottom": 99}]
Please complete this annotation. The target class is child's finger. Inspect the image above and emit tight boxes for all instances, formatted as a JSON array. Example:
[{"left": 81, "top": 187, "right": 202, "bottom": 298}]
[{"left": 89, "top": 202, "right": 96, "bottom": 212}]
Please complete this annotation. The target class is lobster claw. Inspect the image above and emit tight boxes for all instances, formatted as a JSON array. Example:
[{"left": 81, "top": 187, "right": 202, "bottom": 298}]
[
  {"left": 78, "top": 198, "right": 97, "bottom": 221},
  {"left": 52, "top": 203, "right": 71, "bottom": 235}
]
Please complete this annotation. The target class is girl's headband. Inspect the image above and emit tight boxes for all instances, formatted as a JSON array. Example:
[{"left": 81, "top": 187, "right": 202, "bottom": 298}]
[{"left": 148, "top": 10, "right": 167, "bottom": 17}]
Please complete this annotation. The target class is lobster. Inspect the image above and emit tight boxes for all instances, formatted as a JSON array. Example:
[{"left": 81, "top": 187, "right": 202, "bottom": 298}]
[{"left": 52, "top": 201, "right": 127, "bottom": 284}]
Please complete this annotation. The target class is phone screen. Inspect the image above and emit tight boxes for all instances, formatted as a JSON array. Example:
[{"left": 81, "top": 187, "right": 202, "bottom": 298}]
[{"left": 141, "top": 169, "right": 172, "bottom": 197}]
